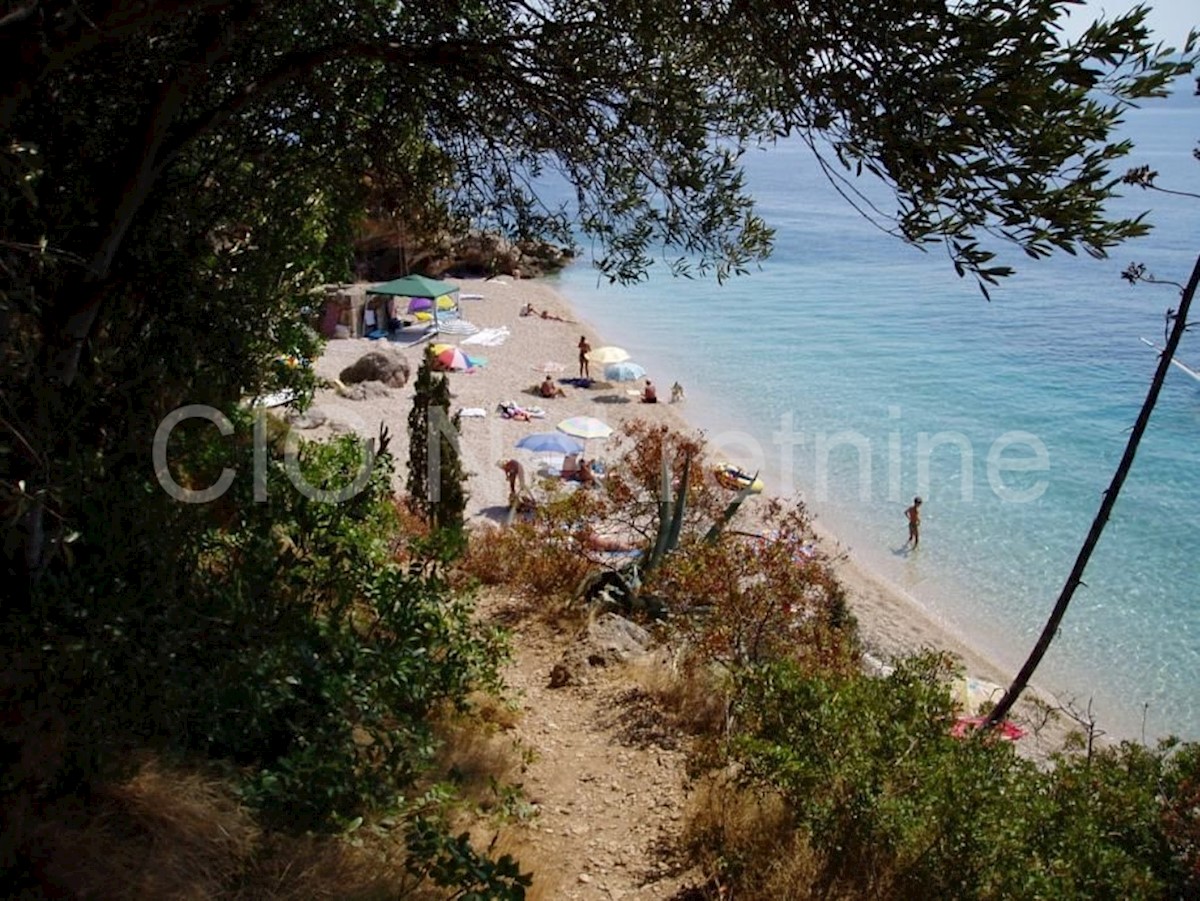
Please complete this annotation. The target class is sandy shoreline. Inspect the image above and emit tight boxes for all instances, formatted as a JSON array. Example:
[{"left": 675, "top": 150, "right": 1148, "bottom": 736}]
[{"left": 303, "top": 276, "right": 1072, "bottom": 749}]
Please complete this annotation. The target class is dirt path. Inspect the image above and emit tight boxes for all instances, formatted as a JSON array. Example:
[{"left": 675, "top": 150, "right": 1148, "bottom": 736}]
[{"left": 482, "top": 593, "right": 703, "bottom": 900}]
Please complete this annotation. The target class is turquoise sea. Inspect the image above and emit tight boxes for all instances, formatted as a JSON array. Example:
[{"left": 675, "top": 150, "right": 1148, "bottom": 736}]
[{"left": 551, "top": 85, "right": 1200, "bottom": 742}]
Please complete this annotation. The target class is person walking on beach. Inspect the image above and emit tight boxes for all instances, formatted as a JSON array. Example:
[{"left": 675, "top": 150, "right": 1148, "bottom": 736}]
[
  {"left": 578, "top": 335, "right": 591, "bottom": 379},
  {"left": 905, "top": 496, "right": 923, "bottom": 548}
]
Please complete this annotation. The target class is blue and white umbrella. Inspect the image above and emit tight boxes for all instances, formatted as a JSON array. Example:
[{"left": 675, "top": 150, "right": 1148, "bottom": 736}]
[
  {"left": 603, "top": 361, "right": 646, "bottom": 382},
  {"left": 515, "top": 432, "right": 586, "bottom": 455}
]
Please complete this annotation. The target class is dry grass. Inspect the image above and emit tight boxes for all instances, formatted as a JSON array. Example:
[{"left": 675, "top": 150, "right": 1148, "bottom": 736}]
[
  {"left": 467, "top": 826, "right": 560, "bottom": 901},
  {"left": 11, "top": 753, "right": 545, "bottom": 901},
  {"left": 228, "top": 833, "right": 405, "bottom": 901},
  {"left": 465, "top": 688, "right": 523, "bottom": 732},
  {"left": 20, "top": 756, "right": 259, "bottom": 900},
  {"left": 684, "top": 774, "right": 825, "bottom": 901},
  {"left": 430, "top": 709, "right": 527, "bottom": 816},
  {"left": 628, "top": 652, "right": 730, "bottom": 739}
]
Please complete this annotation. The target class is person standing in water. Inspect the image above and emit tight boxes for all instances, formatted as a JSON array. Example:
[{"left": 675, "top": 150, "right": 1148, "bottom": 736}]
[{"left": 905, "top": 496, "right": 923, "bottom": 548}]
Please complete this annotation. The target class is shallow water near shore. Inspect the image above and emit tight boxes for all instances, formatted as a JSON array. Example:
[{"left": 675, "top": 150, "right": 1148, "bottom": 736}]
[{"left": 552, "top": 91, "right": 1200, "bottom": 742}]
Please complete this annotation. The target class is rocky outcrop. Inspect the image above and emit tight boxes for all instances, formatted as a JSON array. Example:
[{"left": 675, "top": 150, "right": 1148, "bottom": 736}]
[
  {"left": 549, "top": 614, "right": 654, "bottom": 688},
  {"left": 355, "top": 227, "right": 576, "bottom": 282},
  {"left": 338, "top": 350, "right": 411, "bottom": 389}
]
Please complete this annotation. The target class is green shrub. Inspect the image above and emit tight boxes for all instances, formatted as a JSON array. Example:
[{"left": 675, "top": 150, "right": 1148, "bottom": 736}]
[
  {"left": 700, "top": 655, "right": 1200, "bottom": 900},
  {"left": 3, "top": 421, "right": 505, "bottom": 832}
]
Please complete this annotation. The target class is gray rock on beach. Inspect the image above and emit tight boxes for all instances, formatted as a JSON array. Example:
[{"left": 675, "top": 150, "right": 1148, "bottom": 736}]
[
  {"left": 339, "top": 350, "right": 411, "bottom": 388},
  {"left": 286, "top": 407, "right": 328, "bottom": 430},
  {"left": 334, "top": 380, "right": 392, "bottom": 401}
]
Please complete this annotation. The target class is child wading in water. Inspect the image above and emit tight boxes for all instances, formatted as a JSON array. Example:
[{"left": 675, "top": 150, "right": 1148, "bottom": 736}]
[{"left": 905, "top": 496, "right": 923, "bottom": 549}]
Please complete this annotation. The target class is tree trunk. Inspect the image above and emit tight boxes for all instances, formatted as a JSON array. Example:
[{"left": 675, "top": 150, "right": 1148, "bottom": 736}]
[{"left": 982, "top": 252, "right": 1200, "bottom": 731}]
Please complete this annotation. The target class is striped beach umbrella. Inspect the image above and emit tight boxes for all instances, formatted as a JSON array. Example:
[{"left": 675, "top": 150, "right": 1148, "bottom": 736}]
[{"left": 434, "top": 346, "right": 474, "bottom": 371}]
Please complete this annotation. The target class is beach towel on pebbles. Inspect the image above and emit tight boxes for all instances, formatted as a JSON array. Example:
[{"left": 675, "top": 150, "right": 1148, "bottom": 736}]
[{"left": 462, "top": 326, "right": 510, "bottom": 347}]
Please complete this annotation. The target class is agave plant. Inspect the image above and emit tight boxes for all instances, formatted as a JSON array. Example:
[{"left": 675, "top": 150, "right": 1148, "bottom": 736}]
[{"left": 584, "top": 448, "right": 756, "bottom": 617}]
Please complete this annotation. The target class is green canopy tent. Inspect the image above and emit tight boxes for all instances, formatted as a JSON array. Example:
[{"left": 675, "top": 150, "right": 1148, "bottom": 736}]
[{"left": 366, "top": 274, "right": 460, "bottom": 334}]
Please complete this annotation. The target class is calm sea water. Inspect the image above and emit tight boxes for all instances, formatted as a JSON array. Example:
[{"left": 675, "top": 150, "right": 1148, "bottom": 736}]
[{"left": 551, "top": 86, "right": 1200, "bottom": 742}]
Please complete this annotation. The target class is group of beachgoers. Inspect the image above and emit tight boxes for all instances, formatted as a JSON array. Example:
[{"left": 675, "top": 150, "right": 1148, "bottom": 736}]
[
  {"left": 506, "top": 295, "right": 935, "bottom": 563},
  {"left": 512, "top": 296, "right": 931, "bottom": 551},
  {"left": 491, "top": 295, "right": 695, "bottom": 555},
  {"left": 519, "top": 301, "right": 572, "bottom": 322},
  {"left": 497, "top": 451, "right": 600, "bottom": 506}
]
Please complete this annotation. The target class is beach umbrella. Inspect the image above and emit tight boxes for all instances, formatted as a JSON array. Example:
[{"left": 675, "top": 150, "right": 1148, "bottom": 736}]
[
  {"left": 434, "top": 346, "right": 474, "bottom": 371},
  {"left": 557, "top": 416, "right": 613, "bottom": 439},
  {"left": 436, "top": 318, "right": 479, "bottom": 335},
  {"left": 369, "top": 275, "right": 460, "bottom": 331},
  {"left": 603, "top": 361, "right": 646, "bottom": 382},
  {"left": 586, "top": 345, "right": 630, "bottom": 365},
  {"left": 368, "top": 274, "right": 459, "bottom": 301},
  {"left": 531, "top": 361, "right": 566, "bottom": 374},
  {"left": 515, "top": 432, "right": 585, "bottom": 455},
  {"left": 950, "top": 715, "right": 1025, "bottom": 742}
]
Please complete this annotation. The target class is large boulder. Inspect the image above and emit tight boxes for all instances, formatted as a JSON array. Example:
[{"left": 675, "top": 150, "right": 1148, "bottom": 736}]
[{"left": 339, "top": 350, "right": 410, "bottom": 389}]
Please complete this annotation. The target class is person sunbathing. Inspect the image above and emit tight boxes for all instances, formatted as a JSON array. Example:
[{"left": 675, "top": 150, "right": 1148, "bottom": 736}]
[
  {"left": 519, "top": 302, "right": 537, "bottom": 317},
  {"left": 641, "top": 379, "right": 658, "bottom": 403},
  {"left": 539, "top": 310, "right": 572, "bottom": 322},
  {"left": 578, "top": 524, "right": 639, "bottom": 553},
  {"left": 499, "top": 401, "right": 531, "bottom": 421},
  {"left": 539, "top": 375, "right": 566, "bottom": 398}
]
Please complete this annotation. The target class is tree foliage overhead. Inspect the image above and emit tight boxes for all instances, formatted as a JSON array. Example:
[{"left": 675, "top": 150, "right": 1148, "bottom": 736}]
[{"left": 2, "top": 0, "right": 1195, "bottom": 301}]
